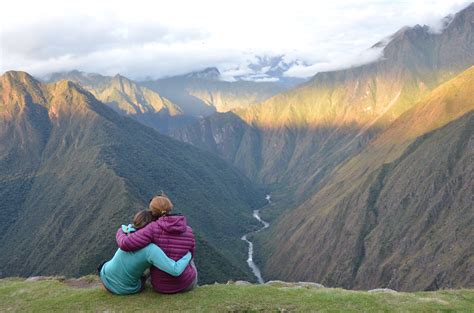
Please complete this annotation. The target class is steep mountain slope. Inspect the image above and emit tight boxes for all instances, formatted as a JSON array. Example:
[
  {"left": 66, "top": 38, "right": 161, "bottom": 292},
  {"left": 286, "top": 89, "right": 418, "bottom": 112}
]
[
  {"left": 142, "top": 67, "right": 287, "bottom": 115},
  {"left": 0, "top": 71, "right": 264, "bottom": 283},
  {"left": 174, "top": 3, "right": 474, "bottom": 212},
  {"left": 259, "top": 66, "right": 474, "bottom": 291},
  {"left": 47, "top": 71, "right": 189, "bottom": 133}
]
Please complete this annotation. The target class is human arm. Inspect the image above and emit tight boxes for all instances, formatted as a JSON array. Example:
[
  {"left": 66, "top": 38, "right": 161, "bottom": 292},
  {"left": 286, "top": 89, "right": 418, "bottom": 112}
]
[
  {"left": 146, "top": 244, "right": 192, "bottom": 276},
  {"left": 116, "top": 223, "right": 154, "bottom": 252}
]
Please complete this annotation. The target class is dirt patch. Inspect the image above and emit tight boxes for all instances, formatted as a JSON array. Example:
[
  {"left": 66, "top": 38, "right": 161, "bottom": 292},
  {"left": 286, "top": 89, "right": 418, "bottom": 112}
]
[
  {"left": 64, "top": 278, "right": 101, "bottom": 289},
  {"left": 418, "top": 297, "right": 450, "bottom": 305},
  {"left": 25, "top": 276, "right": 65, "bottom": 282}
]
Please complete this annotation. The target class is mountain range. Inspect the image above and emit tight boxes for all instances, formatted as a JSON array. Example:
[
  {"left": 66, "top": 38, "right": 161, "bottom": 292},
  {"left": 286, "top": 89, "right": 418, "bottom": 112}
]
[
  {"left": 46, "top": 70, "right": 192, "bottom": 133},
  {"left": 47, "top": 67, "right": 289, "bottom": 133},
  {"left": 1, "top": 2, "right": 473, "bottom": 292},
  {"left": 221, "top": 55, "right": 307, "bottom": 87},
  {"left": 141, "top": 67, "right": 288, "bottom": 115},
  {"left": 173, "top": 3, "right": 474, "bottom": 290},
  {"left": 260, "top": 66, "right": 474, "bottom": 291},
  {"left": 176, "top": 3, "right": 473, "bottom": 187},
  {"left": 0, "top": 71, "right": 265, "bottom": 283}
]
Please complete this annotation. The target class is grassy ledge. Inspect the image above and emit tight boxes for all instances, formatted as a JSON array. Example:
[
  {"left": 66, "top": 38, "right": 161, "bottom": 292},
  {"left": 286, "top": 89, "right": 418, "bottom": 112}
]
[{"left": 1, "top": 277, "right": 473, "bottom": 312}]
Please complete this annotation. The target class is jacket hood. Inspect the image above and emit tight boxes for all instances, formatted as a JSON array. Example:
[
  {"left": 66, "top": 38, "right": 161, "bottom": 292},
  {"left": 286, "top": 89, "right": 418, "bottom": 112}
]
[{"left": 157, "top": 215, "right": 188, "bottom": 234}]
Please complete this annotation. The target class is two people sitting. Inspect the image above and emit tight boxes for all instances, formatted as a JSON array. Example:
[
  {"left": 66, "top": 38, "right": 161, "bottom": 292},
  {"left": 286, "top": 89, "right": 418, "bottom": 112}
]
[{"left": 98, "top": 194, "right": 197, "bottom": 295}]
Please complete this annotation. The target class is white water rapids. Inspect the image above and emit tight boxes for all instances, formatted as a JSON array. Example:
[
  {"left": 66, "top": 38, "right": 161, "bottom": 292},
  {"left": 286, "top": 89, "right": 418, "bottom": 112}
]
[{"left": 241, "top": 195, "right": 271, "bottom": 284}]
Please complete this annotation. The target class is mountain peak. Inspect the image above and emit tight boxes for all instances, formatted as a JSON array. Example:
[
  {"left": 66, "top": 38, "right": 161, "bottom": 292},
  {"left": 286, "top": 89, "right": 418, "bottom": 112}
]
[
  {"left": 221, "top": 55, "right": 306, "bottom": 86},
  {"left": 375, "top": 24, "right": 430, "bottom": 50},
  {"left": 1, "top": 71, "right": 47, "bottom": 109},
  {"left": 47, "top": 69, "right": 85, "bottom": 81},
  {"left": 110, "top": 73, "right": 138, "bottom": 94},
  {"left": 51, "top": 79, "right": 84, "bottom": 93},
  {"left": 0, "top": 72, "right": 96, "bottom": 117},
  {"left": 111, "top": 73, "right": 133, "bottom": 85},
  {"left": 112, "top": 73, "right": 126, "bottom": 80},
  {"left": 446, "top": 2, "right": 474, "bottom": 31},
  {"left": 44, "top": 78, "right": 109, "bottom": 119},
  {"left": 1, "top": 70, "right": 38, "bottom": 85},
  {"left": 463, "top": 2, "right": 474, "bottom": 11},
  {"left": 377, "top": 2, "right": 473, "bottom": 50},
  {"left": 46, "top": 70, "right": 110, "bottom": 89},
  {"left": 185, "top": 67, "right": 221, "bottom": 80}
]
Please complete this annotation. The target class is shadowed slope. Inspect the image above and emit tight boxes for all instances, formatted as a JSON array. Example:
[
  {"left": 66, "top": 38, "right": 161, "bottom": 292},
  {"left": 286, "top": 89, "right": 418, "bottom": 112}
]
[
  {"left": 261, "top": 66, "right": 474, "bottom": 291},
  {"left": 47, "top": 71, "right": 189, "bottom": 133},
  {"left": 0, "top": 71, "right": 264, "bottom": 283},
  {"left": 142, "top": 68, "right": 287, "bottom": 115},
  {"left": 174, "top": 4, "right": 474, "bottom": 212}
]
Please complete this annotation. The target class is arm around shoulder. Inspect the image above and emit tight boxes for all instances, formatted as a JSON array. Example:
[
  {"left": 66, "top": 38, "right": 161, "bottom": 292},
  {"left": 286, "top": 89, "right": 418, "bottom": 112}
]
[
  {"left": 146, "top": 244, "right": 192, "bottom": 276},
  {"left": 115, "top": 222, "right": 154, "bottom": 252}
]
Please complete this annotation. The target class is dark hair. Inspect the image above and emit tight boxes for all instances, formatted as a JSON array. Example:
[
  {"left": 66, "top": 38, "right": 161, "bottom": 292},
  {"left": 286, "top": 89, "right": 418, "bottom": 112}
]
[{"left": 133, "top": 210, "right": 157, "bottom": 229}]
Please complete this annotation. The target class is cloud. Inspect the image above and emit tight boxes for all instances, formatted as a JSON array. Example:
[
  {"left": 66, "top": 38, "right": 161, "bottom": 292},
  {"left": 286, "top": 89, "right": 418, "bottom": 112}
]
[
  {"left": 0, "top": 0, "right": 472, "bottom": 79},
  {"left": 283, "top": 47, "right": 384, "bottom": 78},
  {"left": 2, "top": 16, "right": 206, "bottom": 60},
  {"left": 244, "top": 77, "right": 280, "bottom": 83}
]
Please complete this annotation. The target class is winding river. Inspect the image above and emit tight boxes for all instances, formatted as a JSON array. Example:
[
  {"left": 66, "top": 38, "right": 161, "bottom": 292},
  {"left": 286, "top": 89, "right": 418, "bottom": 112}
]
[{"left": 241, "top": 195, "right": 271, "bottom": 284}]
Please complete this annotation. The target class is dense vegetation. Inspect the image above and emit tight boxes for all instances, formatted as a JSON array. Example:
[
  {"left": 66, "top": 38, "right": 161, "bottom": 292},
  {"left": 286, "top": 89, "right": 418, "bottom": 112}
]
[
  {"left": 1, "top": 3, "right": 473, "bottom": 294},
  {"left": 0, "top": 72, "right": 265, "bottom": 283},
  {"left": 260, "top": 67, "right": 474, "bottom": 290},
  {"left": 174, "top": 4, "right": 474, "bottom": 291}
]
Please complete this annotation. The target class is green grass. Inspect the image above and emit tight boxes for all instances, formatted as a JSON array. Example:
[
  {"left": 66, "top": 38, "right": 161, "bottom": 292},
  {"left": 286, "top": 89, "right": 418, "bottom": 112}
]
[{"left": 1, "top": 278, "right": 473, "bottom": 312}]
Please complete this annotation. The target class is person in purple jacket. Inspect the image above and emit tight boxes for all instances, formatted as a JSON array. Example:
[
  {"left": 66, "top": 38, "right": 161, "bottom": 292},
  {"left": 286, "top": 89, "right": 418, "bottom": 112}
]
[
  {"left": 116, "top": 195, "right": 198, "bottom": 294},
  {"left": 99, "top": 210, "right": 192, "bottom": 295}
]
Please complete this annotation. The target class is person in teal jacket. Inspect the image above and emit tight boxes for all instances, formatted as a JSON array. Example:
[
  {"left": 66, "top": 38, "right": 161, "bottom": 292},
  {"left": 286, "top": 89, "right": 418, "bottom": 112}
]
[{"left": 99, "top": 210, "right": 192, "bottom": 295}]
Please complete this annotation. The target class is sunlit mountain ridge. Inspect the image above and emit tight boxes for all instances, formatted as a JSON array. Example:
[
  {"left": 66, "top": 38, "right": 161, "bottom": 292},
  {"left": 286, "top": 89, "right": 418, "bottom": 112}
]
[
  {"left": 0, "top": 70, "right": 264, "bottom": 283},
  {"left": 173, "top": 3, "right": 474, "bottom": 291},
  {"left": 261, "top": 65, "right": 474, "bottom": 290}
]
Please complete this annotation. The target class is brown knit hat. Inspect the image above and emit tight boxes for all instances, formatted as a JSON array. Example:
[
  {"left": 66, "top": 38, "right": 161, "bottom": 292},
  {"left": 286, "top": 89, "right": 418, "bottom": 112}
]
[{"left": 149, "top": 195, "right": 173, "bottom": 217}]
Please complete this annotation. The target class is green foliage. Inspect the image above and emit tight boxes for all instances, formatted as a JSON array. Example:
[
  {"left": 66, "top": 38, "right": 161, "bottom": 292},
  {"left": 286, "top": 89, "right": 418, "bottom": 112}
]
[{"left": 0, "top": 72, "right": 264, "bottom": 283}]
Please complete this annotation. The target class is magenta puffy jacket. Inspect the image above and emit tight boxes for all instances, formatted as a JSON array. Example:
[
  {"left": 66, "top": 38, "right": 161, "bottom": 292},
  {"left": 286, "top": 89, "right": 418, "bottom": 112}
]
[{"left": 116, "top": 214, "right": 196, "bottom": 294}]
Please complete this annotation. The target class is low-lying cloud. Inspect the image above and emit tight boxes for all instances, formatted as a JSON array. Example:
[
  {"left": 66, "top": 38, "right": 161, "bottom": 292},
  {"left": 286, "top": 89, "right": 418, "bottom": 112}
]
[{"left": 284, "top": 47, "right": 385, "bottom": 78}]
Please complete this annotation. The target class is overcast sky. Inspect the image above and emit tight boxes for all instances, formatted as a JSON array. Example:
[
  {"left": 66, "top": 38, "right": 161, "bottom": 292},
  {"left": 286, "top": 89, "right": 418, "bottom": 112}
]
[{"left": 0, "top": 0, "right": 471, "bottom": 80}]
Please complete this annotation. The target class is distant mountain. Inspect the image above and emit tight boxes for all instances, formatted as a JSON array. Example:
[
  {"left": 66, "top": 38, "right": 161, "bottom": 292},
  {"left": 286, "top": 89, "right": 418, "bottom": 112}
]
[
  {"left": 0, "top": 71, "right": 265, "bottom": 283},
  {"left": 141, "top": 67, "right": 288, "bottom": 115},
  {"left": 174, "top": 3, "right": 474, "bottom": 206},
  {"left": 46, "top": 70, "right": 191, "bottom": 133},
  {"left": 183, "top": 67, "right": 222, "bottom": 80},
  {"left": 48, "top": 68, "right": 288, "bottom": 131},
  {"left": 226, "top": 55, "right": 307, "bottom": 88},
  {"left": 260, "top": 66, "right": 474, "bottom": 291},
  {"left": 173, "top": 4, "right": 474, "bottom": 290}
]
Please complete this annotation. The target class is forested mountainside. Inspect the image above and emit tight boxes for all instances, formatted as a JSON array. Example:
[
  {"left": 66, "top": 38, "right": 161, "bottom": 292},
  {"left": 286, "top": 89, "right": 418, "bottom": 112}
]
[
  {"left": 259, "top": 66, "right": 474, "bottom": 291},
  {"left": 0, "top": 71, "right": 265, "bottom": 283},
  {"left": 1, "top": 2, "right": 472, "bottom": 293},
  {"left": 174, "top": 4, "right": 474, "bottom": 290},
  {"left": 174, "top": 3, "right": 473, "bottom": 212}
]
